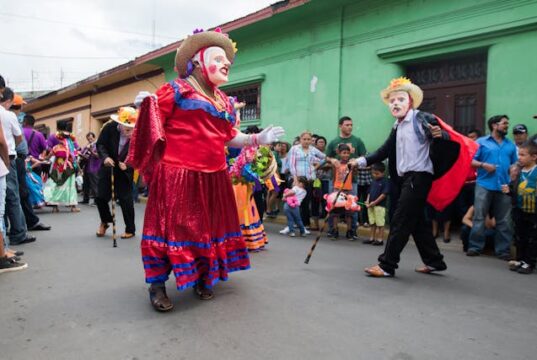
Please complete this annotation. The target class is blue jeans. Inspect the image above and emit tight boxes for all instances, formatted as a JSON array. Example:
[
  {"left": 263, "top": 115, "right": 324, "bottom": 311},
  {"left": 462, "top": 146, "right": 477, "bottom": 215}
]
[
  {"left": 284, "top": 203, "right": 305, "bottom": 234},
  {"left": 469, "top": 184, "right": 512, "bottom": 256},
  {"left": 5, "top": 159, "right": 27, "bottom": 244},
  {"left": 0, "top": 175, "right": 7, "bottom": 249}
]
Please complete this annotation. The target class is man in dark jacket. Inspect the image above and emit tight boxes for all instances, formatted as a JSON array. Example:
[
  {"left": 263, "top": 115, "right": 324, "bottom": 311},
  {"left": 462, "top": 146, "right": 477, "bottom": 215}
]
[
  {"left": 355, "top": 77, "right": 468, "bottom": 277},
  {"left": 95, "top": 107, "right": 137, "bottom": 239}
]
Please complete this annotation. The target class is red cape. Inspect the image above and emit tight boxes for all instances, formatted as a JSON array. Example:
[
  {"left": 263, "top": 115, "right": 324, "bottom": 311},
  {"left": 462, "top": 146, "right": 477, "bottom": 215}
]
[{"left": 427, "top": 116, "right": 478, "bottom": 211}]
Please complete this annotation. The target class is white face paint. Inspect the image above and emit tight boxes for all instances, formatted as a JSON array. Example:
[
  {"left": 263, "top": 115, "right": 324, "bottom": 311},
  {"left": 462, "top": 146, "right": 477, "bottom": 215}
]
[
  {"left": 193, "top": 46, "right": 230, "bottom": 87},
  {"left": 388, "top": 91, "right": 411, "bottom": 119}
]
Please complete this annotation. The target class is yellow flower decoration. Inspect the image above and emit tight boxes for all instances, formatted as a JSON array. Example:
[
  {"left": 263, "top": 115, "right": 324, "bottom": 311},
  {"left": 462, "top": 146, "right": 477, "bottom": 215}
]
[
  {"left": 389, "top": 76, "right": 412, "bottom": 90},
  {"left": 117, "top": 107, "right": 138, "bottom": 124},
  {"left": 232, "top": 41, "right": 238, "bottom": 54}
]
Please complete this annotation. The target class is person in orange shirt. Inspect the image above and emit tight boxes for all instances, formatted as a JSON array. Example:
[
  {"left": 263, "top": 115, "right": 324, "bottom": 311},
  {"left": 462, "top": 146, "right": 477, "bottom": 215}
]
[{"left": 327, "top": 144, "right": 355, "bottom": 240}]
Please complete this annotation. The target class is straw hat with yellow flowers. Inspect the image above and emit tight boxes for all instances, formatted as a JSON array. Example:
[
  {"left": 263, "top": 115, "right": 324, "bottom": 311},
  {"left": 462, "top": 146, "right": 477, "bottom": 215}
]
[
  {"left": 110, "top": 106, "right": 138, "bottom": 128},
  {"left": 380, "top": 77, "right": 423, "bottom": 109}
]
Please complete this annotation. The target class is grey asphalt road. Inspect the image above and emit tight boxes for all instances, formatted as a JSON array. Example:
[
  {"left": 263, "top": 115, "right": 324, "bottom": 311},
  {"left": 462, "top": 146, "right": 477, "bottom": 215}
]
[{"left": 1, "top": 203, "right": 536, "bottom": 360}]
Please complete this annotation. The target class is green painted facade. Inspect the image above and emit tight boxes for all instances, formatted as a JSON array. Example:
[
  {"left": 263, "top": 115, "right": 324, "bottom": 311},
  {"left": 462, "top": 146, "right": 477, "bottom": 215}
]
[{"left": 149, "top": 0, "right": 537, "bottom": 149}]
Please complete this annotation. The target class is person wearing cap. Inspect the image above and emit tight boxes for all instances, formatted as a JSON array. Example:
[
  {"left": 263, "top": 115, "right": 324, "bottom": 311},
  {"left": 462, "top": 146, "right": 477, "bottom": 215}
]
[
  {"left": 129, "top": 28, "right": 284, "bottom": 312},
  {"left": 43, "top": 120, "right": 80, "bottom": 213},
  {"left": 513, "top": 123, "right": 528, "bottom": 149},
  {"left": 354, "top": 77, "right": 478, "bottom": 277},
  {"left": 94, "top": 107, "right": 137, "bottom": 239}
]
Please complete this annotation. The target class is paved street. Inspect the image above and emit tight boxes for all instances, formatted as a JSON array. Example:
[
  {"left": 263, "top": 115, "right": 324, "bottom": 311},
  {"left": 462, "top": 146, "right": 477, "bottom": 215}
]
[{"left": 1, "top": 203, "right": 536, "bottom": 360}]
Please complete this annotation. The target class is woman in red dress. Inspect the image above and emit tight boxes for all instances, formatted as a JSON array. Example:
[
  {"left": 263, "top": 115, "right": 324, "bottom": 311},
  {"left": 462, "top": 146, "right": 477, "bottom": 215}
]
[{"left": 128, "top": 29, "right": 284, "bottom": 312}]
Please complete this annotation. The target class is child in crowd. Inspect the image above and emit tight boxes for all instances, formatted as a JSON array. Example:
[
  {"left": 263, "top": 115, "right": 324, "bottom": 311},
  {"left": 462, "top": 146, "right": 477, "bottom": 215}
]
[
  {"left": 327, "top": 144, "right": 355, "bottom": 240},
  {"left": 460, "top": 205, "right": 496, "bottom": 253},
  {"left": 283, "top": 176, "right": 308, "bottom": 237},
  {"left": 509, "top": 137, "right": 537, "bottom": 274},
  {"left": 363, "top": 163, "right": 389, "bottom": 245}
]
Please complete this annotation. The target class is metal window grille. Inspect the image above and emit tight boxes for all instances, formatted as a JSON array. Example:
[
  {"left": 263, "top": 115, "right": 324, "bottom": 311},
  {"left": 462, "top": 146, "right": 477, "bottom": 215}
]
[{"left": 225, "top": 83, "right": 261, "bottom": 123}]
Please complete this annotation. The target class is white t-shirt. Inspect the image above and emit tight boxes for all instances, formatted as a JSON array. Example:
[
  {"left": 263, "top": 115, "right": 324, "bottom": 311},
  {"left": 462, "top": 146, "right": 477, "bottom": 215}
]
[
  {"left": 292, "top": 186, "right": 307, "bottom": 204},
  {"left": 0, "top": 105, "right": 22, "bottom": 156},
  {"left": 0, "top": 106, "right": 12, "bottom": 176}
]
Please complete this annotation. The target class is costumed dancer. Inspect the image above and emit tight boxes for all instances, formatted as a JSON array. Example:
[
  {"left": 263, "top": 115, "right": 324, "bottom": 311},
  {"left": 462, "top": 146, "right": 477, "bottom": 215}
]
[
  {"left": 127, "top": 28, "right": 285, "bottom": 312},
  {"left": 355, "top": 77, "right": 478, "bottom": 277},
  {"left": 94, "top": 107, "right": 137, "bottom": 239},
  {"left": 228, "top": 143, "right": 280, "bottom": 251},
  {"left": 25, "top": 156, "right": 45, "bottom": 208},
  {"left": 43, "top": 124, "right": 80, "bottom": 213}
]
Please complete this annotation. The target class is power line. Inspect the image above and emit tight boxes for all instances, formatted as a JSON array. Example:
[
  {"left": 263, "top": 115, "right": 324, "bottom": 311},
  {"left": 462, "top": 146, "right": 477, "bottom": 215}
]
[
  {"left": 0, "top": 11, "right": 177, "bottom": 40},
  {"left": 0, "top": 50, "right": 128, "bottom": 60}
]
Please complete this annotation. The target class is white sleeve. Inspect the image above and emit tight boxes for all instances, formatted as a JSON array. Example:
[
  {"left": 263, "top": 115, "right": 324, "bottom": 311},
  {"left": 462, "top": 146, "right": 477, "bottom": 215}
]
[{"left": 8, "top": 112, "right": 21, "bottom": 136}]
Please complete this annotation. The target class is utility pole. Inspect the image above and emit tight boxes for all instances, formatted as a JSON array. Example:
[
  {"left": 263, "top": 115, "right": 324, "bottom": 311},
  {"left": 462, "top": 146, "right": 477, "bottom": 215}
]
[
  {"left": 31, "top": 70, "right": 36, "bottom": 92},
  {"left": 60, "top": 68, "right": 64, "bottom": 88},
  {"left": 151, "top": 0, "right": 156, "bottom": 48}
]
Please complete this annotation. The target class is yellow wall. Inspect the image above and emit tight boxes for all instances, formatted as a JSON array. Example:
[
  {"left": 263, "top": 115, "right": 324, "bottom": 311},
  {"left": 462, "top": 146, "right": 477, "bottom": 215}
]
[{"left": 31, "top": 73, "right": 165, "bottom": 148}]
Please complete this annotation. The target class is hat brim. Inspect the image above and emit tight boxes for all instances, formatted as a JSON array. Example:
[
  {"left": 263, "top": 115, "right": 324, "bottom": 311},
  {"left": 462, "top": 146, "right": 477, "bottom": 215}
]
[
  {"left": 110, "top": 114, "right": 135, "bottom": 128},
  {"left": 175, "top": 31, "right": 235, "bottom": 78},
  {"left": 381, "top": 83, "right": 423, "bottom": 109}
]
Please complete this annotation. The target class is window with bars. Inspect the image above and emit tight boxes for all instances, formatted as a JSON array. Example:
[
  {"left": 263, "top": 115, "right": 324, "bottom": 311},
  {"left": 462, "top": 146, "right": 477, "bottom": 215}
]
[{"left": 225, "top": 83, "right": 261, "bottom": 123}]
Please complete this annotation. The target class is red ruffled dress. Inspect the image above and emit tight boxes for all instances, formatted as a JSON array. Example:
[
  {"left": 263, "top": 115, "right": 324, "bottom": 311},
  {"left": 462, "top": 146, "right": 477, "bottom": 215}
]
[{"left": 127, "top": 79, "right": 250, "bottom": 291}]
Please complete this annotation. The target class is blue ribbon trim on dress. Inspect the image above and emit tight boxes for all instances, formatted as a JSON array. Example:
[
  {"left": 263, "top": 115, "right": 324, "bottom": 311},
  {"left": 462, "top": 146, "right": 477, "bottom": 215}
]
[
  {"left": 239, "top": 219, "right": 264, "bottom": 230},
  {"left": 170, "top": 80, "right": 236, "bottom": 126},
  {"left": 141, "top": 232, "right": 243, "bottom": 249}
]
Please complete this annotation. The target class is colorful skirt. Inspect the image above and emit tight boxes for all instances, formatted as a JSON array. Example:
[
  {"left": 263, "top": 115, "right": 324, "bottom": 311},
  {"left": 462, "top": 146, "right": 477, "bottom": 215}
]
[
  {"left": 26, "top": 171, "right": 45, "bottom": 208},
  {"left": 233, "top": 183, "right": 268, "bottom": 251},
  {"left": 141, "top": 164, "right": 250, "bottom": 291},
  {"left": 43, "top": 174, "right": 78, "bottom": 206}
]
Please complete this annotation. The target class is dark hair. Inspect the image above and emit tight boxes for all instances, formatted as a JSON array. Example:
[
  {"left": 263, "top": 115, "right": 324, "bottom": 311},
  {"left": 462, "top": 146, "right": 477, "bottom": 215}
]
[
  {"left": 339, "top": 116, "right": 352, "bottom": 126},
  {"left": 56, "top": 121, "right": 69, "bottom": 131},
  {"left": 10, "top": 104, "right": 22, "bottom": 111},
  {"left": 467, "top": 128, "right": 482, "bottom": 137},
  {"left": 315, "top": 136, "right": 327, "bottom": 145},
  {"left": 371, "top": 162, "right": 386, "bottom": 173},
  {"left": 337, "top": 143, "right": 351, "bottom": 152},
  {"left": 23, "top": 114, "right": 36, "bottom": 126},
  {"left": 244, "top": 125, "right": 261, "bottom": 134},
  {"left": 297, "top": 176, "right": 308, "bottom": 186},
  {"left": 86, "top": 131, "right": 96, "bottom": 138},
  {"left": 487, "top": 115, "right": 509, "bottom": 132},
  {"left": 1, "top": 87, "right": 14, "bottom": 102},
  {"left": 0, "top": 75, "right": 5, "bottom": 89},
  {"left": 520, "top": 136, "right": 537, "bottom": 156},
  {"left": 312, "top": 133, "right": 319, "bottom": 139}
]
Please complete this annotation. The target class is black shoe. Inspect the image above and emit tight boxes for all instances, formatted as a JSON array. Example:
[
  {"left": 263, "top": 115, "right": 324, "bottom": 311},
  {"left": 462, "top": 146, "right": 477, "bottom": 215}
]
[
  {"left": 362, "top": 238, "right": 374, "bottom": 244},
  {"left": 466, "top": 250, "right": 480, "bottom": 257},
  {"left": 517, "top": 263, "right": 534, "bottom": 274},
  {"left": 0, "top": 256, "right": 28, "bottom": 273},
  {"left": 11, "top": 235, "right": 37, "bottom": 245},
  {"left": 28, "top": 223, "right": 51, "bottom": 231},
  {"left": 443, "top": 237, "right": 451, "bottom": 243},
  {"left": 346, "top": 230, "right": 352, "bottom": 239}
]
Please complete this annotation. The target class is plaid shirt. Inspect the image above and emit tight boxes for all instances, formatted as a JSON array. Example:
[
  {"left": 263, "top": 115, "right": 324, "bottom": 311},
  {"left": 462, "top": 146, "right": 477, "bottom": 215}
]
[
  {"left": 288, "top": 145, "right": 326, "bottom": 180},
  {"left": 355, "top": 167, "right": 372, "bottom": 186}
]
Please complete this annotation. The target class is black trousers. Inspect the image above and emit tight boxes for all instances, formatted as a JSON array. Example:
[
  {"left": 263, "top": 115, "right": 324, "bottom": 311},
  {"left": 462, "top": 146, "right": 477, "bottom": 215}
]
[
  {"left": 513, "top": 209, "right": 537, "bottom": 267},
  {"left": 299, "top": 181, "right": 313, "bottom": 227},
  {"left": 82, "top": 170, "right": 98, "bottom": 202},
  {"left": 16, "top": 157, "right": 40, "bottom": 228},
  {"left": 378, "top": 172, "right": 446, "bottom": 274},
  {"left": 95, "top": 167, "right": 135, "bottom": 234}
]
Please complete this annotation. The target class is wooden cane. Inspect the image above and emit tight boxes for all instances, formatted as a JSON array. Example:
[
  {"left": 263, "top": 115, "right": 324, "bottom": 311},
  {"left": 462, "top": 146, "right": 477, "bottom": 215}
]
[
  {"left": 111, "top": 167, "right": 117, "bottom": 248},
  {"left": 304, "top": 165, "right": 354, "bottom": 264}
]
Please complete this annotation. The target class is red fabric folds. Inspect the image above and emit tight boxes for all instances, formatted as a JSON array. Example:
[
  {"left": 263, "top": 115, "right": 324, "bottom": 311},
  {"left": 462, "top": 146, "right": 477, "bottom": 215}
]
[
  {"left": 126, "top": 96, "right": 166, "bottom": 183},
  {"left": 427, "top": 117, "right": 479, "bottom": 211}
]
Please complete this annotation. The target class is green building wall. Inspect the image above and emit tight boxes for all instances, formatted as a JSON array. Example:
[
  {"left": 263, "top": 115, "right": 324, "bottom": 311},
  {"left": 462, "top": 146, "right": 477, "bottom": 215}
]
[{"left": 150, "top": 0, "right": 537, "bottom": 150}]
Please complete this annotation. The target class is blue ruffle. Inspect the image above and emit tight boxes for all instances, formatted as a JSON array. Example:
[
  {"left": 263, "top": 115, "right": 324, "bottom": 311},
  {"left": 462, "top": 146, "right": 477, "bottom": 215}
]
[{"left": 170, "top": 80, "right": 236, "bottom": 126}]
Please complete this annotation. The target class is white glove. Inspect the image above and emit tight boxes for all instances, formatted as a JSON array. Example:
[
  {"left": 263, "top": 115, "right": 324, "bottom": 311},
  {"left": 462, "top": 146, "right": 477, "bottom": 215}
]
[
  {"left": 134, "top": 91, "right": 157, "bottom": 108},
  {"left": 257, "top": 125, "right": 285, "bottom": 145},
  {"left": 356, "top": 156, "right": 367, "bottom": 168}
]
